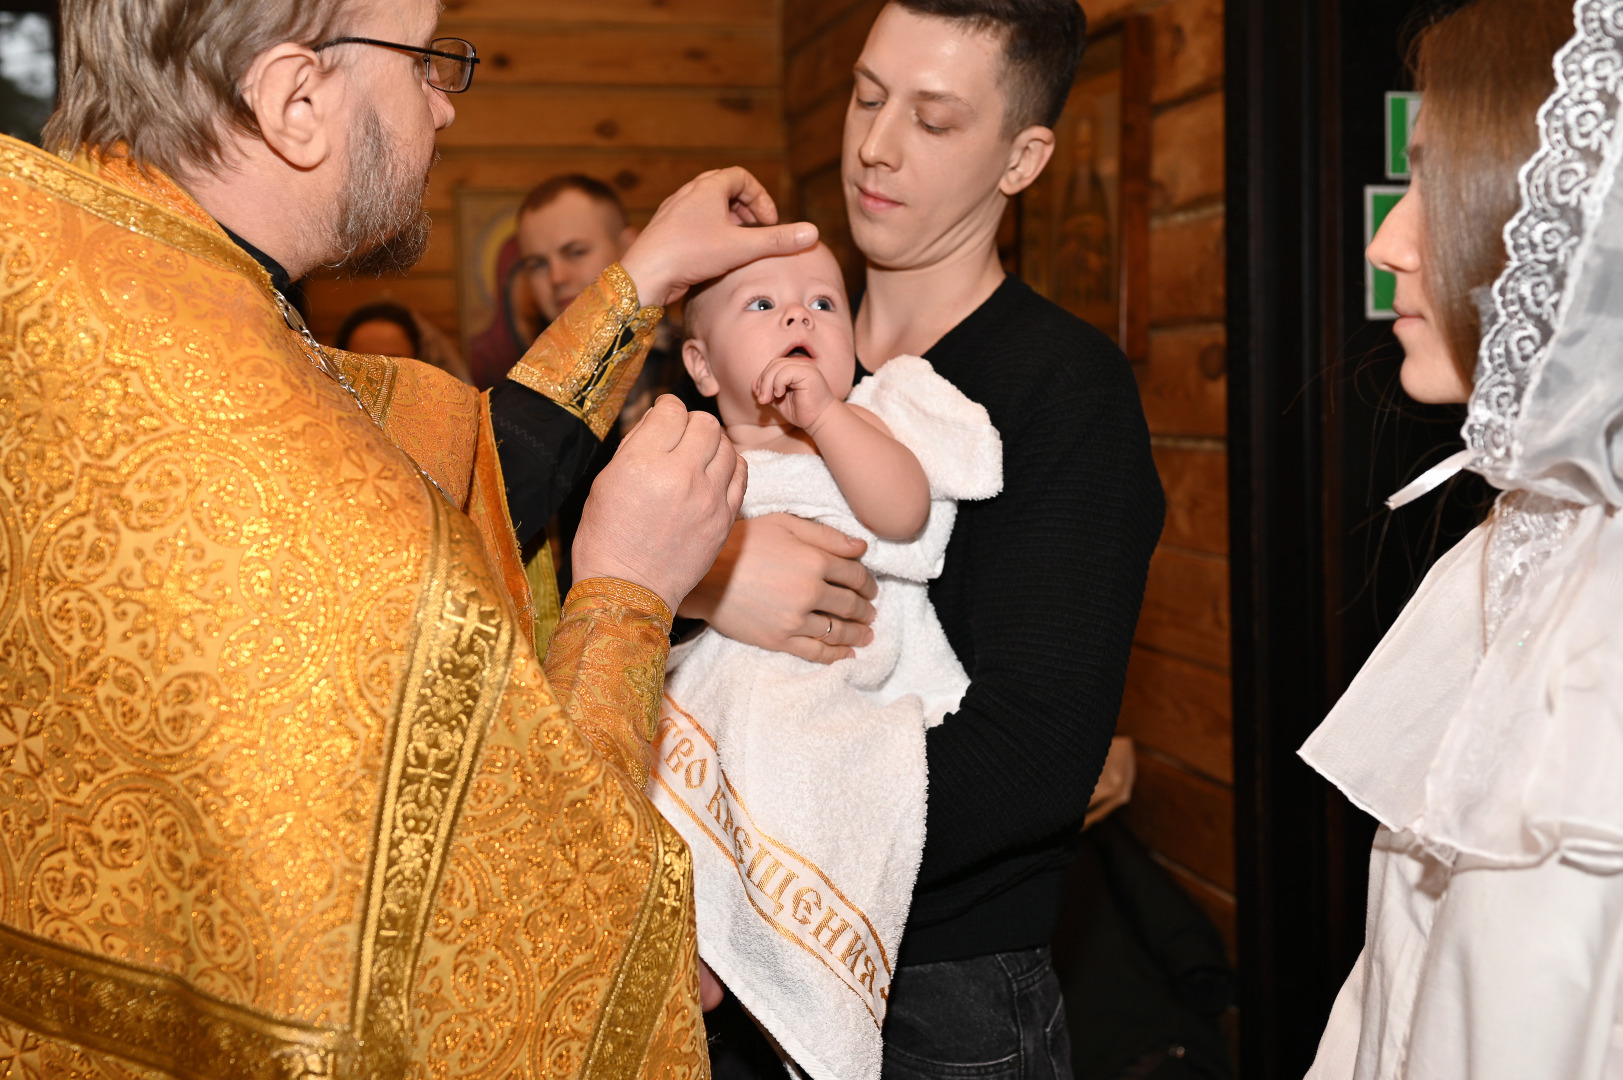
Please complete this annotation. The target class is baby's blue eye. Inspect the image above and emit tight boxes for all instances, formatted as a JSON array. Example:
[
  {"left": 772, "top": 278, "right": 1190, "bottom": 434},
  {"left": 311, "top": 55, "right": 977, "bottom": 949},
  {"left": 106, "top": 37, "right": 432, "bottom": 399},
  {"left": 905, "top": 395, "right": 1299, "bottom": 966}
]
[
  {"left": 810, "top": 297, "right": 837, "bottom": 312},
  {"left": 745, "top": 297, "right": 775, "bottom": 311}
]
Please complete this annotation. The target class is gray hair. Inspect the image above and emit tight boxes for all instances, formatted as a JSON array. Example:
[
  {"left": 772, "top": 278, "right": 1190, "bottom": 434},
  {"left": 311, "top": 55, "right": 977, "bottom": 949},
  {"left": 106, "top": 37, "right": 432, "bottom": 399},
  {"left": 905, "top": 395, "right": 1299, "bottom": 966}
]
[{"left": 43, "top": 0, "right": 349, "bottom": 178}]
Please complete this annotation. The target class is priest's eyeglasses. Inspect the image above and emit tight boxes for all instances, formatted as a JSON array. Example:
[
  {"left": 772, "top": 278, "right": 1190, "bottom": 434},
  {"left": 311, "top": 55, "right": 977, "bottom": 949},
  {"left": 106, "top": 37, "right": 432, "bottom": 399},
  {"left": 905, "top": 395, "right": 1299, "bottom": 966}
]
[{"left": 313, "top": 36, "right": 481, "bottom": 93}]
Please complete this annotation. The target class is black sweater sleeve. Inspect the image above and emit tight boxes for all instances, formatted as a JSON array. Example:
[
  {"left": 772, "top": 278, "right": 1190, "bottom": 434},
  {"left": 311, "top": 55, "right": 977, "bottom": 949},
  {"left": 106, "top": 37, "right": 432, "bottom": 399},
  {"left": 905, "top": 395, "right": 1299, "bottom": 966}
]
[
  {"left": 488, "top": 380, "right": 604, "bottom": 550},
  {"left": 916, "top": 341, "right": 1165, "bottom": 894}
]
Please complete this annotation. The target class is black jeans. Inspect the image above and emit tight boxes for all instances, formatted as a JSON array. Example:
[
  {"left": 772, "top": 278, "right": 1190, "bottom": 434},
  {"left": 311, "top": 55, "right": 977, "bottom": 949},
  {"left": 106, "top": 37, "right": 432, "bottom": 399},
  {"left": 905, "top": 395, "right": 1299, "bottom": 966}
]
[
  {"left": 881, "top": 947, "right": 1073, "bottom": 1080},
  {"left": 706, "top": 947, "right": 1072, "bottom": 1080}
]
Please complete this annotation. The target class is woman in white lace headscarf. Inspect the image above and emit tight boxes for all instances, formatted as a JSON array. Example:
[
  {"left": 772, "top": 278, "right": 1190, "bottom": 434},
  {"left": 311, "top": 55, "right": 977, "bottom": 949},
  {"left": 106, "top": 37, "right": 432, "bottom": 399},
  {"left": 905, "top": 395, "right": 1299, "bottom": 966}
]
[{"left": 1302, "top": 1, "right": 1623, "bottom": 1077}]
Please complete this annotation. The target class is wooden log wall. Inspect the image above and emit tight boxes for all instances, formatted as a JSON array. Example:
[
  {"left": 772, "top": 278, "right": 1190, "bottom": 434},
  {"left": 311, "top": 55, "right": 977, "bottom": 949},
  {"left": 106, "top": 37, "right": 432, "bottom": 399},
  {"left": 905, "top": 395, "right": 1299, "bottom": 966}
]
[
  {"left": 783, "top": 0, "right": 1234, "bottom": 955},
  {"left": 1096, "top": 0, "right": 1232, "bottom": 960},
  {"left": 304, "top": 0, "right": 788, "bottom": 343}
]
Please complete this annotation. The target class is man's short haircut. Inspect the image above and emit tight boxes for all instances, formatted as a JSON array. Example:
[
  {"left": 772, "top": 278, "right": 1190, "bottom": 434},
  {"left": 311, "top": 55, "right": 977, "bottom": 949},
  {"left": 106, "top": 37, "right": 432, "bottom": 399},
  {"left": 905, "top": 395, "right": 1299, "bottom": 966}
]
[
  {"left": 889, "top": 0, "right": 1087, "bottom": 133},
  {"left": 42, "top": 0, "right": 348, "bottom": 179},
  {"left": 518, "top": 174, "right": 629, "bottom": 231}
]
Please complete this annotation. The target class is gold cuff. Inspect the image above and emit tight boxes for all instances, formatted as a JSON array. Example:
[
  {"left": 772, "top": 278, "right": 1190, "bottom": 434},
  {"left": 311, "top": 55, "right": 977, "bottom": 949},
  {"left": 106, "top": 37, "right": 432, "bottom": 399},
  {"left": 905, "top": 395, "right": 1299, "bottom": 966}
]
[
  {"left": 566, "top": 577, "right": 674, "bottom": 634},
  {"left": 506, "top": 263, "right": 666, "bottom": 440}
]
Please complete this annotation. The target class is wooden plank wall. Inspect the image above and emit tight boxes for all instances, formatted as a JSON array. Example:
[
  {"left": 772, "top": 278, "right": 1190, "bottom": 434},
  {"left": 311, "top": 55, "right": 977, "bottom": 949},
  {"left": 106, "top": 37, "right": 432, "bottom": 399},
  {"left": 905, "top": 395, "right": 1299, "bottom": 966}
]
[
  {"left": 1095, "top": 0, "right": 1232, "bottom": 959},
  {"left": 782, "top": 0, "right": 1234, "bottom": 955},
  {"left": 304, "top": 0, "right": 788, "bottom": 342}
]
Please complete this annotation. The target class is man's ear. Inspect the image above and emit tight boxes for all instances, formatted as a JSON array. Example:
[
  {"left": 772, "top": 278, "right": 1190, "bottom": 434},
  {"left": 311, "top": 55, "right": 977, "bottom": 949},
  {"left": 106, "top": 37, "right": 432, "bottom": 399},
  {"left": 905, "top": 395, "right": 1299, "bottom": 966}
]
[
  {"left": 239, "top": 42, "right": 338, "bottom": 170},
  {"left": 682, "top": 338, "right": 721, "bottom": 397},
  {"left": 999, "top": 124, "right": 1057, "bottom": 197}
]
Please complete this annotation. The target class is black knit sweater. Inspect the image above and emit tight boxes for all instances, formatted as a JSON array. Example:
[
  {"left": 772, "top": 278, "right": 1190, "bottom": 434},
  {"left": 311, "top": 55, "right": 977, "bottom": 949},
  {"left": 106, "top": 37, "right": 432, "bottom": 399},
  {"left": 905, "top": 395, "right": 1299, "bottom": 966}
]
[{"left": 862, "top": 277, "right": 1164, "bottom": 964}]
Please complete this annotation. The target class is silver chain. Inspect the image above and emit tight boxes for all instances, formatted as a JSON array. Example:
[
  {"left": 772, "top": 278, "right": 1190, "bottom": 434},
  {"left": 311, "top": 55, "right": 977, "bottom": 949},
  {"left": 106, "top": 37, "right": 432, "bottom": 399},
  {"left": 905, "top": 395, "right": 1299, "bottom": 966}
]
[{"left": 276, "top": 292, "right": 373, "bottom": 417}]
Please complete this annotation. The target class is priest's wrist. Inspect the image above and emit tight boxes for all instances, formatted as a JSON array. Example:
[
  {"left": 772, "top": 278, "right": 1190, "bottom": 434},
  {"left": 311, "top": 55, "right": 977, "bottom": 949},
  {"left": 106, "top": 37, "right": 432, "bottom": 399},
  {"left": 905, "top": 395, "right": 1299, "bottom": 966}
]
[
  {"left": 617, "top": 246, "right": 677, "bottom": 309},
  {"left": 566, "top": 576, "right": 675, "bottom": 632}
]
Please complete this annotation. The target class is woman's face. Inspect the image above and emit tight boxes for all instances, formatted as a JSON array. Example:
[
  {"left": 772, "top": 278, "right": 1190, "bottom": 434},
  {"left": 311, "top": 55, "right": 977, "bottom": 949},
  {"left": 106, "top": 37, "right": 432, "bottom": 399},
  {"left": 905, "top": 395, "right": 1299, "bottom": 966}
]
[{"left": 1366, "top": 129, "right": 1473, "bottom": 405}]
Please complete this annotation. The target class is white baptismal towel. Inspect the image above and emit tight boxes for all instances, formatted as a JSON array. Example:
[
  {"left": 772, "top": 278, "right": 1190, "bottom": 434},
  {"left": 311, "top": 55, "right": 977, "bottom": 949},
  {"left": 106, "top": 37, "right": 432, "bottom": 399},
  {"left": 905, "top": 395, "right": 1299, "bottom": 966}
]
[{"left": 648, "top": 356, "right": 1001, "bottom": 1080}]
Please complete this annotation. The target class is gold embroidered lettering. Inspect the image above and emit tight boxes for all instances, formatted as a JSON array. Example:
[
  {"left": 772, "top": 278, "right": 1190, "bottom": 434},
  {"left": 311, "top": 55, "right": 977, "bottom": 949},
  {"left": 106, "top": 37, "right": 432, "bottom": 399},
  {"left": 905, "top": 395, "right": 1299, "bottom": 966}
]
[
  {"left": 733, "top": 826, "right": 752, "bottom": 864},
  {"left": 706, "top": 785, "right": 725, "bottom": 823},
  {"left": 837, "top": 933, "right": 865, "bottom": 972},
  {"left": 763, "top": 867, "right": 798, "bottom": 911},
  {"left": 748, "top": 855, "right": 798, "bottom": 917},
  {"left": 684, "top": 756, "right": 708, "bottom": 789},
  {"left": 859, "top": 956, "right": 877, "bottom": 993},
  {"left": 811, "top": 909, "right": 851, "bottom": 954},
  {"left": 663, "top": 737, "right": 695, "bottom": 772},
  {"left": 792, "top": 887, "right": 822, "bottom": 926},
  {"left": 745, "top": 847, "right": 772, "bottom": 881}
]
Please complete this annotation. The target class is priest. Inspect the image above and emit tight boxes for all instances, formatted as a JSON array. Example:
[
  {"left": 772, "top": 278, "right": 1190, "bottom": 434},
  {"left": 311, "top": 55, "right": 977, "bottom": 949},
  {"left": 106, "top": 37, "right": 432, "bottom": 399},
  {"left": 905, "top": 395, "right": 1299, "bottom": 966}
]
[{"left": 0, "top": 0, "right": 814, "bottom": 1075}]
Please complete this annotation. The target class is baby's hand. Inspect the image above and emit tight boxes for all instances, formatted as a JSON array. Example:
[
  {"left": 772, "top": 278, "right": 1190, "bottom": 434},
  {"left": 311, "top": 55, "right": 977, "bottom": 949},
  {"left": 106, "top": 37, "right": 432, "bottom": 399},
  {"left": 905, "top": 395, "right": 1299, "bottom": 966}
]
[{"left": 753, "top": 357, "right": 839, "bottom": 431}]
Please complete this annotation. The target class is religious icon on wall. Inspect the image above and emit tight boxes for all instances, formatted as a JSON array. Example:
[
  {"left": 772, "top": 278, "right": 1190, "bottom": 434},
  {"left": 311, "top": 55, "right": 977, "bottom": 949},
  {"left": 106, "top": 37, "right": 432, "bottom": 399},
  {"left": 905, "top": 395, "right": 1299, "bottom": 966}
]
[
  {"left": 455, "top": 188, "right": 544, "bottom": 390},
  {"left": 0, "top": 9, "right": 57, "bottom": 146},
  {"left": 1019, "top": 26, "right": 1150, "bottom": 360},
  {"left": 1023, "top": 31, "right": 1124, "bottom": 333}
]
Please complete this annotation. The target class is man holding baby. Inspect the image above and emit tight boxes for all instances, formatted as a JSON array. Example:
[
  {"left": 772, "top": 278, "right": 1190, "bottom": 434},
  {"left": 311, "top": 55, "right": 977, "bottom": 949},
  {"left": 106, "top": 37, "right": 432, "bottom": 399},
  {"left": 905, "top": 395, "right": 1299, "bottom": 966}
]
[{"left": 685, "top": 0, "right": 1164, "bottom": 1074}]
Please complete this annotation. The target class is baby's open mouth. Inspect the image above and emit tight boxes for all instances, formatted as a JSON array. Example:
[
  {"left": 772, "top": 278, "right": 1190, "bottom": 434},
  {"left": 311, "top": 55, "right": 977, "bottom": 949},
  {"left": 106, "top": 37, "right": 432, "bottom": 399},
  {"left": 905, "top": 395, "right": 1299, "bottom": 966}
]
[{"left": 785, "top": 345, "right": 813, "bottom": 359}]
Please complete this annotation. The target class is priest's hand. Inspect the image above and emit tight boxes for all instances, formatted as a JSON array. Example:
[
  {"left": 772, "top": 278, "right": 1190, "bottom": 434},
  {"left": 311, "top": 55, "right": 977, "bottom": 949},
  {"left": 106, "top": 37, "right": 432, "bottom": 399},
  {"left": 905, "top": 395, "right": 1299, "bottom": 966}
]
[
  {"left": 678, "top": 514, "right": 878, "bottom": 664},
  {"left": 573, "top": 396, "right": 748, "bottom": 614},
  {"left": 619, "top": 167, "right": 818, "bottom": 308}
]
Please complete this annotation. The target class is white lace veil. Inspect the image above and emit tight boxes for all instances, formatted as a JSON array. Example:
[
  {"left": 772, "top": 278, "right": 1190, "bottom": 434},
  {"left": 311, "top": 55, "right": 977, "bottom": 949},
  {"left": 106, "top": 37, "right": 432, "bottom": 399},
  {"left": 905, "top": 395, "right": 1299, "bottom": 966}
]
[
  {"left": 1469, "top": 0, "right": 1623, "bottom": 507},
  {"left": 1301, "top": 0, "right": 1623, "bottom": 872}
]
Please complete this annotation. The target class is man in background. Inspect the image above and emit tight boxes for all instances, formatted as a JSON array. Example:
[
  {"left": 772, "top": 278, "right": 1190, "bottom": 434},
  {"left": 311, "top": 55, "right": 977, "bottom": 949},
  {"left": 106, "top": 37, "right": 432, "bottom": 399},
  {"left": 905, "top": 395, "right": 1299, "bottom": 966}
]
[
  {"left": 516, "top": 173, "right": 706, "bottom": 426},
  {"left": 511, "top": 174, "right": 712, "bottom": 596},
  {"left": 516, "top": 175, "right": 635, "bottom": 325}
]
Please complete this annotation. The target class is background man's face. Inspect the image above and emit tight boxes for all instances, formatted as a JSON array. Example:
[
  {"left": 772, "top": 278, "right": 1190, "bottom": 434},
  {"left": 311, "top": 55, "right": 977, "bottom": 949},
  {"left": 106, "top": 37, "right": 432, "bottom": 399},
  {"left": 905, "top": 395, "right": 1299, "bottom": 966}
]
[
  {"left": 841, "top": 5, "right": 1021, "bottom": 271},
  {"left": 517, "top": 190, "right": 633, "bottom": 323}
]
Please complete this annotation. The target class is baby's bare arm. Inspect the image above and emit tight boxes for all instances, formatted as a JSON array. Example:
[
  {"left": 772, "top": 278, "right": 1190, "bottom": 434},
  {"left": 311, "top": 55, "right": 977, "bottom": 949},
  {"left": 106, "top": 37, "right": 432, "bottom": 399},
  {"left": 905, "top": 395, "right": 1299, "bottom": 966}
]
[{"left": 806, "top": 401, "right": 930, "bottom": 540}]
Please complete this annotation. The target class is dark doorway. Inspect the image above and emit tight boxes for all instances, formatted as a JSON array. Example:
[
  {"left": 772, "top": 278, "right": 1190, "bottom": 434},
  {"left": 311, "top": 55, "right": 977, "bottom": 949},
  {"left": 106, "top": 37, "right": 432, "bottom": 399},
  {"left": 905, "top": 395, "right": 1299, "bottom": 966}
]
[{"left": 1225, "top": 0, "right": 1491, "bottom": 1076}]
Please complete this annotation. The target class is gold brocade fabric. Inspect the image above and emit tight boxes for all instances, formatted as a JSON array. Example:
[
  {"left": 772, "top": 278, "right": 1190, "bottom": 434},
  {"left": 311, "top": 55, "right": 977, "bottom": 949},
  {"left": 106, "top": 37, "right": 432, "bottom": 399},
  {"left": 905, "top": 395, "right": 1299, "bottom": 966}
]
[
  {"left": 524, "top": 545, "right": 563, "bottom": 662},
  {"left": 505, "top": 264, "right": 665, "bottom": 441},
  {"left": 545, "top": 580, "right": 673, "bottom": 792},
  {"left": 328, "top": 348, "right": 479, "bottom": 509},
  {"left": 0, "top": 135, "right": 706, "bottom": 1078}
]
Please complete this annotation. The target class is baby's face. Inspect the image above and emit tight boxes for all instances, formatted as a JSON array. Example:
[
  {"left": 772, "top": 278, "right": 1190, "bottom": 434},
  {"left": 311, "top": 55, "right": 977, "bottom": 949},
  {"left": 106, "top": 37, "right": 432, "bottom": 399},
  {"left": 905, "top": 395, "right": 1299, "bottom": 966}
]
[{"left": 684, "top": 246, "right": 855, "bottom": 426}]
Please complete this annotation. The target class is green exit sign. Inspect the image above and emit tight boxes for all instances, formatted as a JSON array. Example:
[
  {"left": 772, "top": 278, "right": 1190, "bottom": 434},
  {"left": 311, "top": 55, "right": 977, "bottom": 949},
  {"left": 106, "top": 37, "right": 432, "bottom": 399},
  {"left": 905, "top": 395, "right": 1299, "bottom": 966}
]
[
  {"left": 1366, "top": 185, "right": 1407, "bottom": 320},
  {"left": 1386, "top": 92, "right": 1421, "bottom": 179}
]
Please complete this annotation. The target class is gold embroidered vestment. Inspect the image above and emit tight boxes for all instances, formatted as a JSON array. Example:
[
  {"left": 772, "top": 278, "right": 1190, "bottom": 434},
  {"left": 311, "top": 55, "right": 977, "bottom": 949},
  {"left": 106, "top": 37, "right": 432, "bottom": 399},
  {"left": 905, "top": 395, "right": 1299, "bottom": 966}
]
[{"left": 0, "top": 135, "right": 706, "bottom": 1078}]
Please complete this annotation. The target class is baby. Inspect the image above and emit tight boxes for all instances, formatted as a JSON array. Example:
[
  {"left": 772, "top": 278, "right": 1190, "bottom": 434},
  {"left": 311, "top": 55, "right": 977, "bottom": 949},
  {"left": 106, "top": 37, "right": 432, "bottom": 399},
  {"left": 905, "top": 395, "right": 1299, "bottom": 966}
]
[
  {"left": 649, "top": 244, "right": 1002, "bottom": 1080},
  {"left": 679, "top": 243, "right": 930, "bottom": 542}
]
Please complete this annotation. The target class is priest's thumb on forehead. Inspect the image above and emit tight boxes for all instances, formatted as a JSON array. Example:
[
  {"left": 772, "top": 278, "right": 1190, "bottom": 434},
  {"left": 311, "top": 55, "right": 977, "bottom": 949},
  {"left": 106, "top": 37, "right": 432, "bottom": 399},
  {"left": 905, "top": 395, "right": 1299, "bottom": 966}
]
[{"left": 737, "top": 221, "right": 820, "bottom": 258}]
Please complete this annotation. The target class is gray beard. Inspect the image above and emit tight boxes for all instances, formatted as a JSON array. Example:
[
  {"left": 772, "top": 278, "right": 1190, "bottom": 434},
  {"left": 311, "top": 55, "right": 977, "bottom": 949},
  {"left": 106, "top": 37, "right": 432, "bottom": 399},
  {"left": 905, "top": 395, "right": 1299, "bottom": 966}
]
[{"left": 325, "top": 107, "right": 434, "bottom": 277}]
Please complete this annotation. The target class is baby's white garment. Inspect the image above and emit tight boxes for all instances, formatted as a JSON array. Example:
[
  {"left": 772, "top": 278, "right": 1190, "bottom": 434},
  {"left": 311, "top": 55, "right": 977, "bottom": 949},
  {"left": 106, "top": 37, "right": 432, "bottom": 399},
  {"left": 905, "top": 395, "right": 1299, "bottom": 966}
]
[{"left": 648, "top": 356, "right": 1002, "bottom": 1080}]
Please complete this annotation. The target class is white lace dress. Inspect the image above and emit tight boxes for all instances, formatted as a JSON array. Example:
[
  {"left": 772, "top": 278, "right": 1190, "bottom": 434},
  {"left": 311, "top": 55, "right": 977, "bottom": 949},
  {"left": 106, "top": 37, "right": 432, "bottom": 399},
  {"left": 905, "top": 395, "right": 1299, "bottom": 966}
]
[{"left": 1303, "top": 3, "right": 1623, "bottom": 1075}]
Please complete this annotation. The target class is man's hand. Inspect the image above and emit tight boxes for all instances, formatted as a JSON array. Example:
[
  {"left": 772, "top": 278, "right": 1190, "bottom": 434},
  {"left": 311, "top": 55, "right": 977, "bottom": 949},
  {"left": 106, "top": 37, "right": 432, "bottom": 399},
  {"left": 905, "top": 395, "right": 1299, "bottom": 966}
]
[
  {"left": 619, "top": 167, "right": 818, "bottom": 308},
  {"left": 678, "top": 514, "right": 878, "bottom": 663},
  {"left": 699, "top": 961, "right": 724, "bottom": 1011},
  {"left": 754, "top": 357, "right": 838, "bottom": 432},
  {"left": 1083, "top": 736, "right": 1137, "bottom": 830},
  {"left": 573, "top": 396, "right": 748, "bottom": 613}
]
